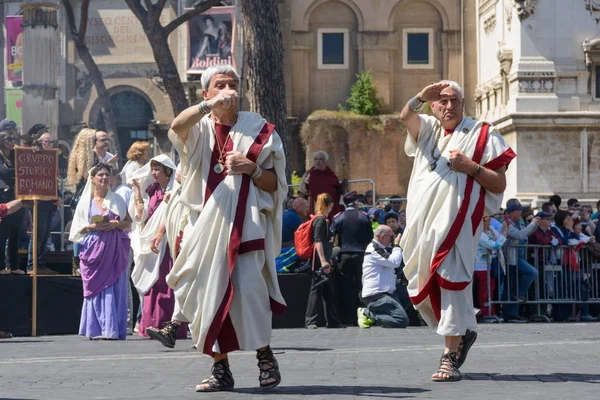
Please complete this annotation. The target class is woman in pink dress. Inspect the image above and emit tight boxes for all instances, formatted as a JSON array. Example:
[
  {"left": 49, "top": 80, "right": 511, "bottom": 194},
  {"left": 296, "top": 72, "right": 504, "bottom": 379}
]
[{"left": 129, "top": 155, "right": 188, "bottom": 339}]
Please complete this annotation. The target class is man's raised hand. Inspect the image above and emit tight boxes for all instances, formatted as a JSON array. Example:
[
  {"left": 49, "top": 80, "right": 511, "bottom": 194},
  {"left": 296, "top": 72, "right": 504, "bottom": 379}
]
[
  {"left": 208, "top": 90, "right": 238, "bottom": 111},
  {"left": 417, "top": 81, "right": 451, "bottom": 103}
]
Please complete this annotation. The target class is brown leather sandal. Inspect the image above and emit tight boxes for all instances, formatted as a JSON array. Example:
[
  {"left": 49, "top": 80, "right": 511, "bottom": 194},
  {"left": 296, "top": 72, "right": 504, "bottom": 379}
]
[
  {"left": 257, "top": 346, "right": 281, "bottom": 390},
  {"left": 195, "top": 359, "right": 234, "bottom": 392},
  {"left": 431, "top": 351, "right": 462, "bottom": 382}
]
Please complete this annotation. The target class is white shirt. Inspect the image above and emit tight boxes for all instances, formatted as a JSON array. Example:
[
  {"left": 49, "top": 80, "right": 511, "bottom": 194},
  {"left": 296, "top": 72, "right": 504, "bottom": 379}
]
[
  {"left": 99, "top": 151, "right": 114, "bottom": 163},
  {"left": 113, "top": 184, "right": 133, "bottom": 209},
  {"left": 361, "top": 241, "right": 403, "bottom": 298}
]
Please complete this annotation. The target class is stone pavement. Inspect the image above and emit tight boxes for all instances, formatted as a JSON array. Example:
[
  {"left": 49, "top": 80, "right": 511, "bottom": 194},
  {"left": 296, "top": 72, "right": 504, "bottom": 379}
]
[{"left": 1, "top": 323, "right": 599, "bottom": 400}]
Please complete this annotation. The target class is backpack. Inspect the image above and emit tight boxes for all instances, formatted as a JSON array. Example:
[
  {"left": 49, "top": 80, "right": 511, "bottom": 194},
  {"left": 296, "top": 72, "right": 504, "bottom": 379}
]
[{"left": 294, "top": 214, "right": 320, "bottom": 259}]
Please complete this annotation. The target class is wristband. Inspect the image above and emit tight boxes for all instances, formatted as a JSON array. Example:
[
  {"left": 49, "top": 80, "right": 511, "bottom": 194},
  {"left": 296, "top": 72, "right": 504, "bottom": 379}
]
[
  {"left": 198, "top": 100, "right": 212, "bottom": 114},
  {"left": 250, "top": 165, "right": 263, "bottom": 180},
  {"left": 408, "top": 95, "right": 426, "bottom": 112},
  {"left": 471, "top": 164, "right": 482, "bottom": 179}
]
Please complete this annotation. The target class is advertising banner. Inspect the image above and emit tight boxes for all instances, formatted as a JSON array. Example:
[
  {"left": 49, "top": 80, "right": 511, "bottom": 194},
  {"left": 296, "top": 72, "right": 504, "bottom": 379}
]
[
  {"left": 6, "top": 16, "right": 23, "bottom": 83},
  {"left": 187, "top": 6, "right": 235, "bottom": 74},
  {"left": 5, "top": 88, "right": 23, "bottom": 126}
]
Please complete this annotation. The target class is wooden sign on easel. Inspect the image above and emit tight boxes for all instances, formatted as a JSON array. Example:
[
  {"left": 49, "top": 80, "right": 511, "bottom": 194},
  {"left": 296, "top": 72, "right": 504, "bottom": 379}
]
[{"left": 14, "top": 147, "right": 59, "bottom": 337}]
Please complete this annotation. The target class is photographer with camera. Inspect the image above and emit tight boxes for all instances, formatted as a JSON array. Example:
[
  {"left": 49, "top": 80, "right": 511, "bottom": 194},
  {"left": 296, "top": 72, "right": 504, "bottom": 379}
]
[
  {"left": 304, "top": 193, "right": 343, "bottom": 329},
  {"left": 357, "top": 225, "right": 409, "bottom": 329}
]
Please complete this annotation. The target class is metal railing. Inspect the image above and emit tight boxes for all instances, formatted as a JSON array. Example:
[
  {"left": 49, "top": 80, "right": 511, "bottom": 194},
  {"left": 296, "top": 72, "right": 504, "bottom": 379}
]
[{"left": 478, "top": 243, "right": 600, "bottom": 323}]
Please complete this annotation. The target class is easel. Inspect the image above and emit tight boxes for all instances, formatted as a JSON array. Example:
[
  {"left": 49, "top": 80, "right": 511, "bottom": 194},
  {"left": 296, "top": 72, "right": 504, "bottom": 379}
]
[
  {"left": 14, "top": 146, "right": 59, "bottom": 337},
  {"left": 32, "top": 199, "right": 38, "bottom": 336}
]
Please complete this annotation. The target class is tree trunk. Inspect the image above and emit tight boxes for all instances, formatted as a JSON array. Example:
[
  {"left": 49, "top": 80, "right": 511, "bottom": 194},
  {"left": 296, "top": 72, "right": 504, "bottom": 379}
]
[
  {"left": 144, "top": 27, "right": 189, "bottom": 116},
  {"left": 239, "top": 0, "right": 290, "bottom": 180},
  {"left": 74, "top": 43, "right": 120, "bottom": 155},
  {"left": 60, "top": 0, "right": 121, "bottom": 158}
]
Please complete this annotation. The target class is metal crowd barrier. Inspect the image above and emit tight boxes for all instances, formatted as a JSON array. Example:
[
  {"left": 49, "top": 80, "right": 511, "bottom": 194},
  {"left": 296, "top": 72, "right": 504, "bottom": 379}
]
[{"left": 479, "top": 243, "right": 600, "bottom": 323}]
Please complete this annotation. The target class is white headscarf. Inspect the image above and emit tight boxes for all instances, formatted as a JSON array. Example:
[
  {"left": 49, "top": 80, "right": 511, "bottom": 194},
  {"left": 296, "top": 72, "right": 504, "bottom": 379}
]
[
  {"left": 128, "top": 154, "right": 177, "bottom": 294},
  {"left": 127, "top": 154, "right": 177, "bottom": 224},
  {"left": 68, "top": 164, "right": 128, "bottom": 244}
]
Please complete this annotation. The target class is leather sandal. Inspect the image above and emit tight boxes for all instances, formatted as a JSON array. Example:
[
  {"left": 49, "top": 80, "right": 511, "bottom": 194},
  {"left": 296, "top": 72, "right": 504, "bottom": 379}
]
[
  {"left": 457, "top": 329, "right": 477, "bottom": 368},
  {"left": 431, "top": 351, "right": 462, "bottom": 382},
  {"left": 195, "top": 359, "right": 234, "bottom": 392},
  {"left": 256, "top": 346, "right": 281, "bottom": 390}
]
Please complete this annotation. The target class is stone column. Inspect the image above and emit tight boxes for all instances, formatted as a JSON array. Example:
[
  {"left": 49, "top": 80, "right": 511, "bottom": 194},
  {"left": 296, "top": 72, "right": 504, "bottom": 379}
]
[{"left": 20, "top": 0, "right": 59, "bottom": 138}]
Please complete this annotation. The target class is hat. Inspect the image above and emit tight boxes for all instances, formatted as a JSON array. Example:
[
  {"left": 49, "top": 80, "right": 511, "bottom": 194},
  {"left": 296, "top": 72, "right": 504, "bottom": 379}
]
[
  {"left": 534, "top": 211, "right": 552, "bottom": 219},
  {"left": 506, "top": 198, "right": 521, "bottom": 209},
  {"left": 27, "top": 124, "right": 49, "bottom": 138},
  {"left": 0, "top": 119, "right": 17, "bottom": 133},
  {"left": 367, "top": 207, "right": 382, "bottom": 221},
  {"left": 343, "top": 191, "right": 358, "bottom": 205},
  {"left": 506, "top": 204, "right": 523, "bottom": 214},
  {"left": 22, "top": 124, "right": 49, "bottom": 145}
]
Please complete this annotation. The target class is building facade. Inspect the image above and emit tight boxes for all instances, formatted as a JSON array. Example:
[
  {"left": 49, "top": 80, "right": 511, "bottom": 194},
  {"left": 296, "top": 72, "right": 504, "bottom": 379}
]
[
  {"left": 475, "top": 0, "right": 600, "bottom": 205},
  {"left": 2, "top": 0, "right": 476, "bottom": 177}
]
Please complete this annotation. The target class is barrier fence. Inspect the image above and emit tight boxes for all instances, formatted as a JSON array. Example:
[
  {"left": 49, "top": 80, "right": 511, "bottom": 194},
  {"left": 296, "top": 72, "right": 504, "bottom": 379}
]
[{"left": 481, "top": 243, "right": 600, "bottom": 323}]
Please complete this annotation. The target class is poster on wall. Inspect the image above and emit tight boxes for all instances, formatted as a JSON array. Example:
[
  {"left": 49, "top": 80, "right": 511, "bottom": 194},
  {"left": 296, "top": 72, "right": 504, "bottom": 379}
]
[
  {"left": 187, "top": 6, "right": 235, "bottom": 74},
  {"left": 6, "top": 16, "right": 23, "bottom": 83},
  {"left": 5, "top": 88, "right": 23, "bottom": 126}
]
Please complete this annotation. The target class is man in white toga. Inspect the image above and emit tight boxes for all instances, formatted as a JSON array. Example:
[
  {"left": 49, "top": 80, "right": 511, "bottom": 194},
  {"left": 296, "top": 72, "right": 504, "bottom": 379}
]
[
  {"left": 399, "top": 80, "right": 516, "bottom": 382},
  {"left": 163, "top": 64, "right": 287, "bottom": 392}
]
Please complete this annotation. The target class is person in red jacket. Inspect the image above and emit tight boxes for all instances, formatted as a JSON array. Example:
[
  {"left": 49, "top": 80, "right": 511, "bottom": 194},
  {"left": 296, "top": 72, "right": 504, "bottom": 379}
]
[{"left": 298, "top": 150, "right": 345, "bottom": 219}]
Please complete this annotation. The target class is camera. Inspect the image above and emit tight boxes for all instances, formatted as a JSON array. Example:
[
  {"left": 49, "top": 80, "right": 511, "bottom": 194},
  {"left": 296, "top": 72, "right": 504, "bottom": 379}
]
[{"left": 312, "top": 266, "right": 330, "bottom": 288}]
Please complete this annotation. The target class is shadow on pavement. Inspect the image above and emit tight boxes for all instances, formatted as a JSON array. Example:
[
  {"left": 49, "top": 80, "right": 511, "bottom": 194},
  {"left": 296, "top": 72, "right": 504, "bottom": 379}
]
[
  {"left": 0, "top": 340, "right": 52, "bottom": 344},
  {"left": 466, "top": 372, "right": 600, "bottom": 383},
  {"left": 271, "top": 347, "right": 334, "bottom": 352},
  {"left": 233, "top": 385, "right": 429, "bottom": 397}
]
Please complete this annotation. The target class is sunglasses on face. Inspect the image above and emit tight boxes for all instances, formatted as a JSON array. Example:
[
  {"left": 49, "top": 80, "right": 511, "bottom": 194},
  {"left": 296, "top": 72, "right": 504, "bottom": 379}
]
[
  {"left": 5, "top": 137, "right": 16, "bottom": 142},
  {"left": 41, "top": 140, "right": 54, "bottom": 145}
]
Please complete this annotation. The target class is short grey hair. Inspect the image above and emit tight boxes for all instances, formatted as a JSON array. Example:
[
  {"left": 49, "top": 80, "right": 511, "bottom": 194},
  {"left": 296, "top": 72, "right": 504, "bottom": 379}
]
[
  {"left": 440, "top": 80, "right": 463, "bottom": 99},
  {"left": 313, "top": 150, "right": 329, "bottom": 163},
  {"left": 374, "top": 225, "right": 390, "bottom": 238},
  {"left": 201, "top": 64, "right": 240, "bottom": 91}
]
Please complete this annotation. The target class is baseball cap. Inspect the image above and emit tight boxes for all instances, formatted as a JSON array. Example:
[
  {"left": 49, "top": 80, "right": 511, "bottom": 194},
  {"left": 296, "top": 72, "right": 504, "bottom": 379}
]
[
  {"left": 0, "top": 119, "right": 18, "bottom": 133},
  {"left": 534, "top": 211, "right": 552, "bottom": 219},
  {"left": 506, "top": 204, "right": 523, "bottom": 214}
]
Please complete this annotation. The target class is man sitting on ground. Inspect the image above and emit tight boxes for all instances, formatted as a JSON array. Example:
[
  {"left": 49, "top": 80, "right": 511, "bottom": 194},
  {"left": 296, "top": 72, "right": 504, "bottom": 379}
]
[{"left": 357, "top": 225, "right": 409, "bottom": 329}]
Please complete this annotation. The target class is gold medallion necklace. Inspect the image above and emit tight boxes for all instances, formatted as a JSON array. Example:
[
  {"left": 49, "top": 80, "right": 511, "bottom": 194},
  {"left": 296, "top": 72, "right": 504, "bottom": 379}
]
[
  {"left": 429, "top": 127, "right": 453, "bottom": 172},
  {"left": 213, "top": 132, "right": 231, "bottom": 174}
]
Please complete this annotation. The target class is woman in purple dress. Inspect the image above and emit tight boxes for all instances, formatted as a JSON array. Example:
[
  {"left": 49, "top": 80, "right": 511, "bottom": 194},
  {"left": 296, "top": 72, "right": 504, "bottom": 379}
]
[
  {"left": 69, "top": 163, "right": 131, "bottom": 340},
  {"left": 129, "top": 155, "right": 187, "bottom": 339}
]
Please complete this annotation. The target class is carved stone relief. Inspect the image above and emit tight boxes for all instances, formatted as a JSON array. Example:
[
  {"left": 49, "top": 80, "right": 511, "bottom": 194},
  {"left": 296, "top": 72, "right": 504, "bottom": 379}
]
[
  {"left": 484, "top": 13, "right": 497, "bottom": 34},
  {"left": 512, "top": 0, "right": 537, "bottom": 22},
  {"left": 585, "top": 0, "right": 600, "bottom": 24}
]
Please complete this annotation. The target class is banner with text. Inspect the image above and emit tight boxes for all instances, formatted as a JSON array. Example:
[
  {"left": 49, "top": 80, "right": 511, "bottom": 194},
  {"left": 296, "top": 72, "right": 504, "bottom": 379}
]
[
  {"left": 6, "top": 16, "right": 23, "bottom": 83},
  {"left": 5, "top": 88, "right": 23, "bottom": 126},
  {"left": 81, "top": 2, "right": 171, "bottom": 64},
  {"left": 187, "top": 6, "right": 235, "bottom": 74},
  {"left": 14, "top": 148, "right": 59, "bottom": 201}
]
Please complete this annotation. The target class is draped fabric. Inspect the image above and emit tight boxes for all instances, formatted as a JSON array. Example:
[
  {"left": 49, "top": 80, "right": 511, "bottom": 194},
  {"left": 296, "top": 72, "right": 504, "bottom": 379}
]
[
  {"left": 128, "top": 155, "right": 176, "bottom": 295},
  {"left": 400, "top": 115, "right": 516, "bottom": 323},
  {"left": 166, "top": 112, "right": 287, "bottom": 355}
]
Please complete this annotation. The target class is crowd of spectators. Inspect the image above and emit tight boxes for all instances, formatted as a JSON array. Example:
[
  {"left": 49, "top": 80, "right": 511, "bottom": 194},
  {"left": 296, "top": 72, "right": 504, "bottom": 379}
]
[{"left": 3, "top": 127, "right": 600, "bottom": 339}]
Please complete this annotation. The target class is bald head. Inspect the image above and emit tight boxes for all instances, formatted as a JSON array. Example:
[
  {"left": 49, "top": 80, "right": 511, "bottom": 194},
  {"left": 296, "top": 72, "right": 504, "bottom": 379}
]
[{"left": 292, "top": 197, "right": 309, "bottom": 219}]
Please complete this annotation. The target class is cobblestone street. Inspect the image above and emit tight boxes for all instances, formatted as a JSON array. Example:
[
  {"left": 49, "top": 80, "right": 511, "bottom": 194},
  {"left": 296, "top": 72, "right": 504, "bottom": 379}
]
[{"left": 1, "top": 323, "right": 599, "bottom": 399}]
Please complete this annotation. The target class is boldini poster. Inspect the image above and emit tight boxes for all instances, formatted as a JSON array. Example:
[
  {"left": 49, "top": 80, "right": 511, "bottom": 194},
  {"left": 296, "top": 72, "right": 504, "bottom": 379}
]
[
  {"left": 187, "top": 6, "right": 235, "bottom": 74},
  {"left": 6, "top": 16, "right": 23, "bottom": 83}
]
